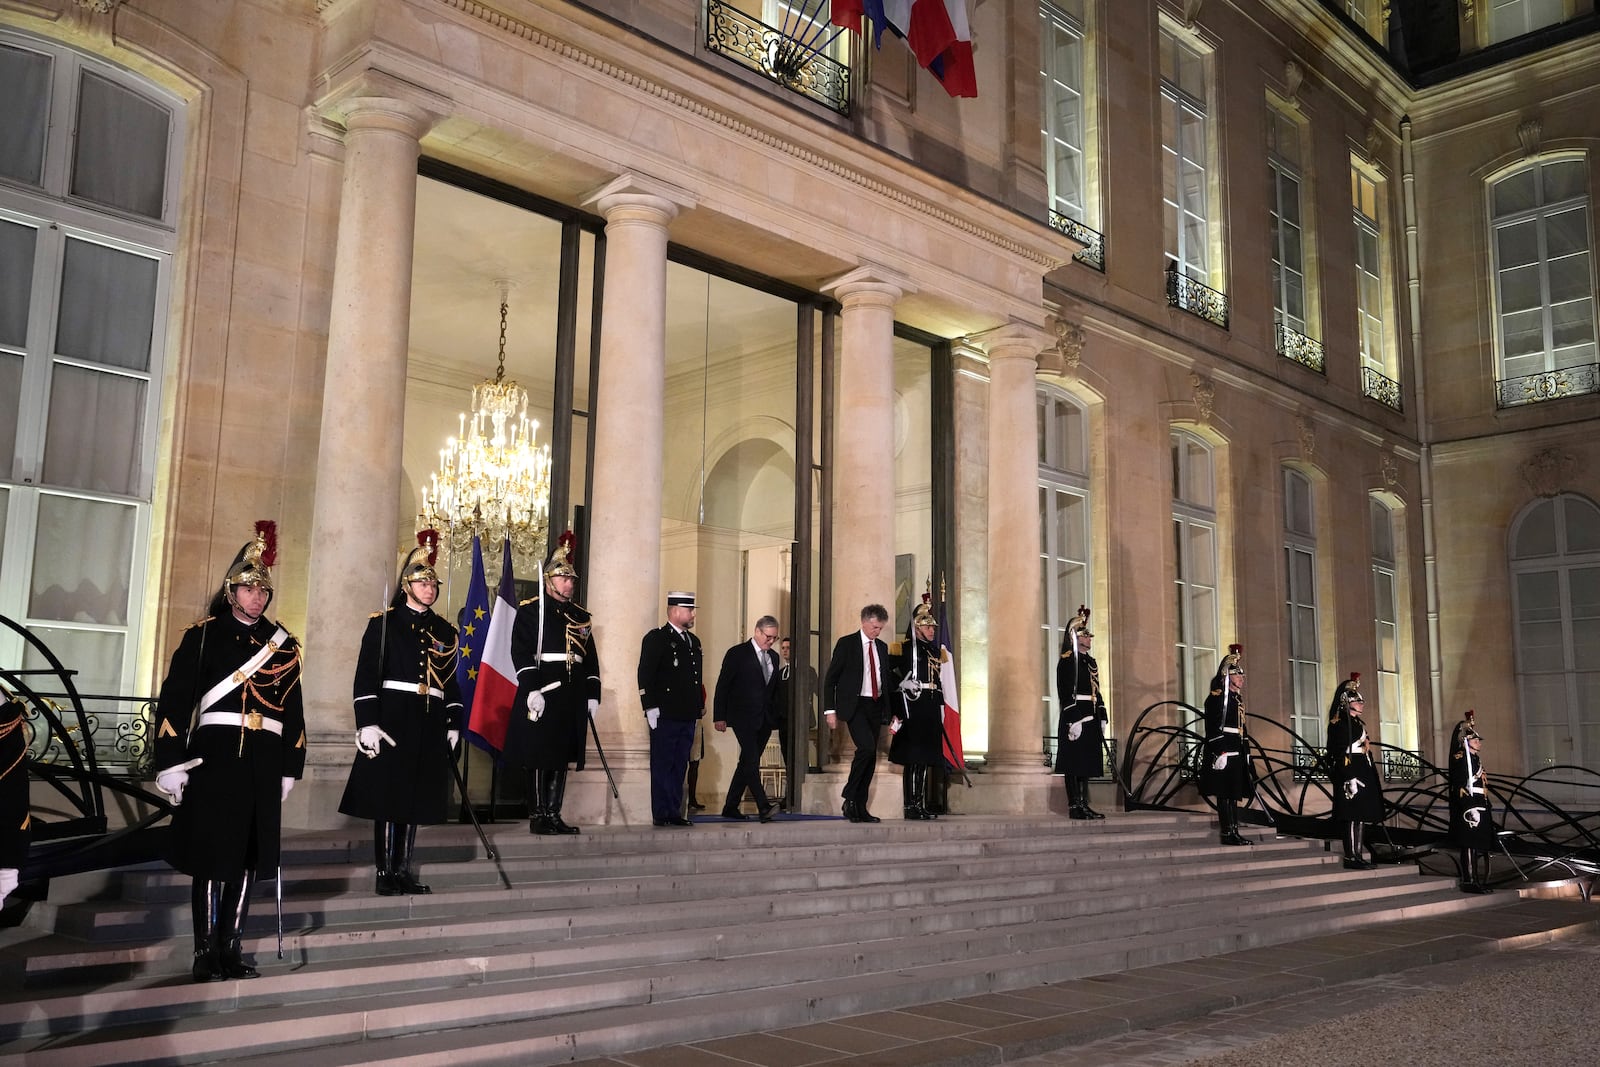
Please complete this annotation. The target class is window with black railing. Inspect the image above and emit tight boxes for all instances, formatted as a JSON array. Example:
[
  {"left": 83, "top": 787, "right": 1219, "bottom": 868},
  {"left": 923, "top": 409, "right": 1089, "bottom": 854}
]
[
  {"left": 1048, "top": 211, "right": 1106, "bottom": 271},
  {"left": 704, "top": 0, "right": 851, "bottom": 114},
  {"left": 1360, "top": 365, "right": 1402, "bottom": 410},
  {"left": 1275, "top": 321, "right": 1324, "bottom": 372},
  {"left": 1166, "top": 267, "right": 1230, "bottom": 328}
]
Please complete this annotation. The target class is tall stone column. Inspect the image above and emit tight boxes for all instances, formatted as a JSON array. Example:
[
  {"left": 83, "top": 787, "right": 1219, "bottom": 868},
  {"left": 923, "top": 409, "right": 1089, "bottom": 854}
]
[
  {"left": 822, "top": 266, "right": 916, "bottom": 636},
  {"left": 580, "top": 175, "right": 696, "bottom": 808},
  {"left": 298, "top": 88, "right": 441, "bottom": 827},
  {"left": 980, "top": 322, "right": 1052, "bottom": 771}
]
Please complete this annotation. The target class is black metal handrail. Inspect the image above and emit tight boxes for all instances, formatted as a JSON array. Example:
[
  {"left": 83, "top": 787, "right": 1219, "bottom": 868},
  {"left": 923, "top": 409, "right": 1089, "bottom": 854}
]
[
  {"left": 1495, "top": 362, "right": 1600, "bottom": 408},
  {"left": 705, "top": 0, "right": 851, "bottom": 115},
  {"left": 1361, "top": 365, "right": 1403, "bottom": 410},
  {"left": 1165, "top": 267, "right": 1229, "bottom": 329},
  {"left": 1047, "top": 211, "right": 1107, "bottom": 272},
  {"left": 1275, "top": 321, "right": 1325, "bottom": 373}
]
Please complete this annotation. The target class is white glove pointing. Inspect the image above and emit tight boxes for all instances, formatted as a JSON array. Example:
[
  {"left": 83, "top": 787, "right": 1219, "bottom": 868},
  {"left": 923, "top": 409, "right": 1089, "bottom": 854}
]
[
  {"left": 280, "top": 777, "right": 295, "bottom": 802},
  {"left": 155, "top": 757, "right": 204, "bottom": 804},
  {"left": 889, "top": 717, "right": 903, "bottom": 734},
  {"left": 356, "top": 725, "right": 396, "bottom": 758},
  {"left": 645, "top": 708, "right": 660, "bottom": 730},
  {"left": 526, "top": 690, "right": 546, "bottom": 721},
  {"left": 447, "top": 729, "right": 460, "bottom": 750},
  {"left": 898, "top": 676, "right": 919, "bottom": 695},
  {"left": 1067, "top": 722, "right": 1083, "bottom": 742},
  {"left": 1212, "top": 753, "right": 1230, "bottom": 771},
  {"left": 0, "top": 869, "right": 17, "bottom": 909}
]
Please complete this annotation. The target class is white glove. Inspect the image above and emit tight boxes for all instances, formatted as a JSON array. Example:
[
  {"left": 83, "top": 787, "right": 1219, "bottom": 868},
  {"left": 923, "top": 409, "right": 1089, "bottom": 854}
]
[
  {"left": 156, "top": 757, "right": 204, "bottom": 804},
  {"left": 1212, "top": 752, "right": 1230, "bottom": 771},
  {"left": 588, "top": 698, "right": 600, "bottom": 716},
  {"left": 447, "top": 729, "right": 460, "bottom": 749},
  {"left": 898, "top": 676, "right": 919, "bottom": 695},
  {"left": 1067, "top": 722, "right": 1083, "bottom": 742},
  {"left": 1344, "top": 779, "right": 1362, "bottom": 800},
  {"left": 356, "top": 725, "right": 396, "bottom": 758},
  {"left": 280, "top": 777, "right": 295, "bottom": 802},
  {"left": 0, "top": 868, "right": 18, "bottom": 908},
  {"left": 1465, "top": 808, "right": 1481, "bottom": 828},
  {"left": 526, "top": 690, "right": 545, "bottom": 721},
  {"left": 888, "top": 716, "right": 902, "bottom": 734},
  {"left": 825, "top": 710, "right": 836, "bottom": 729},
  {"left": 645, "top": 708, "right": 660, "bottom": 730}
]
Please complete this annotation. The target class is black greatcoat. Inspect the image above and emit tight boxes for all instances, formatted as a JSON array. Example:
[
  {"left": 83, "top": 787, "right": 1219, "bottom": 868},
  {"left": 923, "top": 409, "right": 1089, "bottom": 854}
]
[
  {"left": 503, "top": 595, "right": 599, "bottom": 771},
  {"left": 153, "top": 613, "right": 306, "bottom": 879},
  {"left": 1198, "top": 687, "right": 1253, "bottom": 800},
  {"left": 889, "top": 638, "right": 945, "bottom": 766},
  {"left": 338, "top": 606, "right": 463, "bottom": 825},
  {"left": 1053, "top": 648, "right": 1107, "bottom": 777},
  {"left": 1325, "top": 709, "right": 1384, "bottom": 822},
  {"left": 1449, "top": 732, "right": 1495, "bottom": 850},
  {"left": 0, "top": 687, "right": 29, "bottom": 868}
]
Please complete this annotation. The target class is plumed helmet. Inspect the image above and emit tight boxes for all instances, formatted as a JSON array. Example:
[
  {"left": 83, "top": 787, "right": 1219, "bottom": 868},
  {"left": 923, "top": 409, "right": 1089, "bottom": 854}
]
[
  {"left": 1067, "top": 604, "right": 1093, "bottom": 638},
  {"left": 912, "top": 593, "right": 937, "bottom": 630},
  {"left": 545, "top": 530, "right": 578, "bottom": 579},
  {"left": 400, "top": 529, "right": 441, "bottom": 586},
  {"left": 223, "top": 520, "right": 276, "bottom": 593}
]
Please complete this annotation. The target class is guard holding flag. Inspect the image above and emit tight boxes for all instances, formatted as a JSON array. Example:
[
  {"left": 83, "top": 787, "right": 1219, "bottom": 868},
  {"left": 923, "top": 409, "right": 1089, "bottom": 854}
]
[
  {"left": 153, "top": 521, "right": 305, "bottom": 983},
  {"left": 890, "top": 595, "right": 945, "bottom": 820},
  {"left": 338, "top": 530, "right": 464, "bottom": 895},
  {"left": 1054, "top": 605, "right": 1108, "bottom": 819},
  {"left": 505, "top": 532, "right": 600, "bottom": 834}
]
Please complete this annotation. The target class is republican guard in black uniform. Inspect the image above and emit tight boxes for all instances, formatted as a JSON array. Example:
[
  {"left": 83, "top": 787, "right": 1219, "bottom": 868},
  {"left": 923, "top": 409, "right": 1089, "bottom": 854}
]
[
  {"left": 505, "top": 532, "right": 599, "bottom": 834},
  {"left": 0, "top": 682, "right": 28, "bottom": 909},
  {"left": 1449, "top": 709, "right": 1495, "bottom": 893},
  {"left": 890, "top": 596, "right": 945, "bottom": 821},
  {"left": 153, "top": 521, "right": 305, "bottom": 982},
  {"left": 338, "top": 530, "right": 463, "bottom": 894},
  {"left": 1325, "top": 672, "right": 1383, "bottom": 869},
  {"left": 1054, "top": 605, "right": 1109, "bottom": 819},
  {"left": 1199, "top": 644, "right": 1254, "bottom": 845},
  {"left": 638, "top": 590, "right": 704, "bottom": 826}
]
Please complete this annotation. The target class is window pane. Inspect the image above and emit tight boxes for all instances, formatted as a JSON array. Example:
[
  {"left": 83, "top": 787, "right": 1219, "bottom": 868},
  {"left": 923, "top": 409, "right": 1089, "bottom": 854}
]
[
  {"left": 1495, "top": 220, "right": 1539, "bottom": 269},
  {"left": 1187, "top": 523, "right": 1216, "bottom": 585},
  {"left": 56, "top": 237, "right": 159, "bottom": 371},
  {"left": 1543, "top": 159, "right": 1587, "bottom": 203},
  {"left": 1548, "top": 257, "right": 1592, "bottom": 304},
  {"left": 1493, "top": 168, "right": 1538, "bottom": 216},
  {"left": 0, "top": 43, "right": 51, "bottom": 187},
  {"left": 1514, "top": 499, "right": 1558, "bottom": 558},
  {"left": 0, "top": 218, "right": 37, "bottom": 349},
  {"left": 1572, "top": 567, "right": 1600, "bottom": 671},
  {"left": 42, "top": 363, "right": 147, "bottom": 495},
  {"left": 0, "top": 352, "right": 19, "bottom": 476},
  {"left": 29, "top": 494, "right": 136, "bottom": 624},
  {"left": 24, "top": 626, "right": 125, "bottom": 697},
  {"left": 1565, "top": 497, "right": 1600, "bottom": 553},
  {"left": 71, "top": 71, "right": 169, "bottom": 220},
  {"left": 1546, "top": 206, "right": 1589, "bottom": 259}
]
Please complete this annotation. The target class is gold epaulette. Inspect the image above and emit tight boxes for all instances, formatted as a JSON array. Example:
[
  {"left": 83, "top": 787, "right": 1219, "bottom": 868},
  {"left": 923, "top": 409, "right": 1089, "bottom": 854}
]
[
  {"left": 890, "top": 640, "right": 904, "bottom": 655},
  {"left": 369, "top": 611, "right": 384, "bottom": 618},
  {"left": 189, "top": 615, "right": 213, "bottom": 629},
  {"left": 519, "top": 596, "right": 539, "bottom": 606}
]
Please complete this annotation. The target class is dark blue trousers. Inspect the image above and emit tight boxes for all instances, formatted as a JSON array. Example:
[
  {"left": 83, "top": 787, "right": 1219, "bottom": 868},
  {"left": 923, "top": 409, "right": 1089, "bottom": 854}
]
[{"left": 649, "top": 717, "right": 696, "bottom": 821}]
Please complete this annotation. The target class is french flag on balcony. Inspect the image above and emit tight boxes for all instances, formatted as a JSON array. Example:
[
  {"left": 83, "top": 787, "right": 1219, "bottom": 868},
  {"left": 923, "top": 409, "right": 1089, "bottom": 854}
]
[{"left": 831, "top": 0, "right": 976, "bottom": 98}]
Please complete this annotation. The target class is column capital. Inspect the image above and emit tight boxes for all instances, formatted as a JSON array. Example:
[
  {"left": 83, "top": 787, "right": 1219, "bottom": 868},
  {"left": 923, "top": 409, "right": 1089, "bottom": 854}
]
[
  {"left": 966, "top": 320, "right": 1053, "bottom": 364},
  {"left": 582, "top": 174, "right": 698, "bottom": 226},
  {"left": 316, "top": 65, "right": 448, "bottom": 140},
  {"left": 822, "top": 263, "right": 918, "bottom": 309}
]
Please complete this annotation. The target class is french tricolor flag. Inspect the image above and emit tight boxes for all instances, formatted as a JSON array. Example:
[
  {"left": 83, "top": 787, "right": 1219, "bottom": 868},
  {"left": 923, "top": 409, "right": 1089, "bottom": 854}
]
[
  {"left": 833, "top": 0, "right": 976, "bottom": 98},
  {"left": 465, "top": 537, "right": 518, "bottom": 756}
]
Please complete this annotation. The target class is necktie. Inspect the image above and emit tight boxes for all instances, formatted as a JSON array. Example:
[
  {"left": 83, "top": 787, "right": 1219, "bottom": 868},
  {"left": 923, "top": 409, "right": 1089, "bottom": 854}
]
[
  {"left": 867, "top": 639, "right": 879, "bottom": 699},
  {"left": 761, "top": 649, "right": 771, "bottom": 683}
]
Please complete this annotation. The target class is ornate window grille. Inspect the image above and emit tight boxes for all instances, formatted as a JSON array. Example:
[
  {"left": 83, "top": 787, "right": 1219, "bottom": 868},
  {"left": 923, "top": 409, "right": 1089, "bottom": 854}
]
[
  {"left": 1048, "top": 211, "right": 1106, "bottom": 272},
  {"left": 1165, "top": 267, "right": 1230, "bottom": 329},
  {"left": 1275, "top": 321, "right": 1325, "bottom": 372},
  {"left": 1360, "top": 365, "right": 1403, "bottom": 411},
  {"left": 1382, "top": 746, "right": 1422, "bottom": 782},
  {"left": 1495, "top": 363, "right": 1600, "bottom": 408},
  {"left": 705, "top": 0, "right": 851, "bottom": 115}
]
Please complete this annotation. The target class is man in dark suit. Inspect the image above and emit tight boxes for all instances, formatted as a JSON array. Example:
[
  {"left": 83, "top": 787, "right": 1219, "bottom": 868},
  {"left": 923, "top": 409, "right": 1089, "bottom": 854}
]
[
  {"left": 637, "top": 591, "right": 703, "bottom": 827},
  {"left": 823, "top": 603, "right": 891, "bottom": 823},
  {"left": 713, "top": 616, "right": 782, "bottom": 822}
]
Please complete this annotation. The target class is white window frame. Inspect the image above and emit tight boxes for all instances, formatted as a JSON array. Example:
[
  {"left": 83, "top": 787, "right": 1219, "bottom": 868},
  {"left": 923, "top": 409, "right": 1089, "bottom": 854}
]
[
  {"left": 1352, "top": 164, "right": 1388, "bottom": 379},
  {"left": 1269, "top": 110, "right": 1309, "bottom": 338},
  {"left": 1160, "top": 29, "right": 1211, "bottom": 285},
  {"left": 1171, "top": 431, "right": 1219, "bottom": 709},
  {"left": 1488, "top": 0, "right": 1567, "bottom": 44},
  {"left": 1040, "top": 1, "right": 1088, "bottom": 225},
  {"left": 1369, "top": 497, "right": 1410, "bottom": 753},
  {"left": 1283, "top": 468, "right": 1322, "bottom": 751},
  {"left": 1038, "top": 386, "right": 1092, "bottom": 749}
]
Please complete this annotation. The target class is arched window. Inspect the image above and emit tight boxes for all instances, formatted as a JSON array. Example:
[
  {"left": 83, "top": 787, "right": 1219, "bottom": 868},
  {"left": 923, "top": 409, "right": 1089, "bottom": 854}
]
[
  {"left": 1038, "top": 386, "right": 1091, "bottom": 750},
  {"left": 0, "top": 32, "right": 181, "bottom": 706},
  {"left": 1509, "top": 493, "right": 1600, "bottom": 773},
  {"left": 1283, "top": 468, "right": 1322, "bottom": 751},
  {"left": 1171, "top": 430, "right": 1218, "bottom": 707}
]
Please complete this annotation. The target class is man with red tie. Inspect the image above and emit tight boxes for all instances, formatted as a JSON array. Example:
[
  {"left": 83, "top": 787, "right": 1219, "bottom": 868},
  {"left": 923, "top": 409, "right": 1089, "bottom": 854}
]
[{"left": 823, "top": 604, "right": 891, "bottom": 823}]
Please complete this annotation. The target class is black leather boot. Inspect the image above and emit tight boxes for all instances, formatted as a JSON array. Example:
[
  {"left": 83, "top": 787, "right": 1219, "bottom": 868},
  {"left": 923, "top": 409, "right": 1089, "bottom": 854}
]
[
  {"left": 902, "top": 767, "right": 925, "bottom": 820},
  {"left": 548, "top": 770, "right": 580, "bottom": 834},
  {"left": 529, "top": 770, "right": 556, "bottom": 835},
  {"left": 373, "top": 822, "right": 401, "bottom": 896},
  {"left": 1342, "top": 822, "right": 1374, "bottom": 869},
  {"left": 1219, "top": 800, "right": 1249, "bottom": 845},
  {"left": 392, "top": 823, "right": 431, "bottom": 894},
  {"left": 218, "top": 871, "right": 259, "bottom": 979},
  {"left": 925, "top": 764, "right": 949, "bottom": 816},
  {"left": 190, "top": 879, "right": 224, "bottom": 982},
  {"left": 1459, "top": 849, "right": 1493, "bottom": 893},
  {"left": 1079, "top": 778, "right": 1106, "bottom": 819},
  {"left": 1065, "top": 775, "right": 1088, "bottom": 819},
  {"left": 911, "top": 766, "right": 934, "bottom": 819}
]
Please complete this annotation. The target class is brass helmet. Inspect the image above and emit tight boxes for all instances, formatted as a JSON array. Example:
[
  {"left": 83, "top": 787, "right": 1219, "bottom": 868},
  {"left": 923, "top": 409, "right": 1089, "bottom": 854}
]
[
  {"left": 545, "top": 530, "right": 578, "bottom": 580},
  {"left": 1210, "top": 643, "right": 1243, "bottom": 692},
  {"left": 912, "top": 594, "right": 937, "bottom": 631},
  {"left": 216, "top": 520, "right": 276, "bottom": 616},
  {"left": 1460, "top": 708, "right": 1482, "bottom": 742},
  {"left": 1067, "top": 604, "right": 1093, "bottom": 639},
  {"left": 395, "top": 529, "right": 441, "bottom": 605},
  {"left": 1337, "top": 672, "right": 1365, "bottom": 707}
]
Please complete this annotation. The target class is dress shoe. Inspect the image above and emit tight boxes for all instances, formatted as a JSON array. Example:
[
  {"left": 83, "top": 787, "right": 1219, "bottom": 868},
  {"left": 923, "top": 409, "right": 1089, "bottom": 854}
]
[
  {"left": 1081, "top": 806, "right": 1107, "bottom": 820},
  {"left": 1220, "top": 831, "right": 1252, "bottom": 846},
  {"left": 1342, "top": 857, "right": 1376, "bottom": 870},
  {"left": 1068, "top": 806, "right": 1091, "bottom": 820},
  {"left": 757, "top": 805, "right": 777, "bottom": 823},
  {"left": 856, "top": 808, "right": 881, "bottom": 823},
  {"left": 1459, "top": 882, "right": 1493, "bottom": 894},
  {"left": 842, "top": 800, "right": 859, "bottom": 822},
  {"left": 687, "top": 800, "right": 706, "bottom": 812},
  {"left": 668, "top": 817, "right": 694, "bottom": 827},
  {"left": 720, "top": 809, "right": 749, "bottom": 821},
  {"left": 653, "top": 818, "right": 669, "bottom": 827}
]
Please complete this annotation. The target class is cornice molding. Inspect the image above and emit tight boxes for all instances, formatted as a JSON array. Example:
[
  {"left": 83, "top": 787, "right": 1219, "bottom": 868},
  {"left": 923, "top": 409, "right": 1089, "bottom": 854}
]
[{"left": 434, "top": 0, "right": 1063, "bottom": 271}]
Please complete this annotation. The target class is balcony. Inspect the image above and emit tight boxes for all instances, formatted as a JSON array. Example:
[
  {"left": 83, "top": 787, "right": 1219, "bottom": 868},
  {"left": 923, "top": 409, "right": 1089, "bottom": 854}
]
[
  {"left": 705, "top": 0, "right": 851, "bottom": 115},
  {"left": 1275, "top": 322, "right": 1325, "bottom": 373},
  {"left": 1360, "top": 366, "right": 1403, "bottom": 411},
  {"left": 1495, "top": 363, "right": 1600, "bottom": 408},
  {"left": 1047, "top": 212, "right": 1106, "bottom": 272},
  {"left": 1165, "top": 267, "right": 1229, "bottom": 329}
]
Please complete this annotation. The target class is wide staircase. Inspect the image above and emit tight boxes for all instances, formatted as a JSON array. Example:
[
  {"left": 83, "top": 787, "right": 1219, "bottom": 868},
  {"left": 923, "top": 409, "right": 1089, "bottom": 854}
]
[{"left": 0, "top": 812, "right": 1523, "bottom": 1065}]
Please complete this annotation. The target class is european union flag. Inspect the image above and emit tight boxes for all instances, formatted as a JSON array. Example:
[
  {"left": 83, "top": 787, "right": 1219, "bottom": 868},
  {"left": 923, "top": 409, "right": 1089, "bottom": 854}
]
[{"left": 456, "top": 534, "right": 490, "bottom": 739}]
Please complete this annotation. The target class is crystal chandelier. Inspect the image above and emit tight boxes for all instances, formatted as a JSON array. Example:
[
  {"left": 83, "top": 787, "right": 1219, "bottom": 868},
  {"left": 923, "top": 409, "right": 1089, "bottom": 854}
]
[{"left": 419, "top": 296, "right": 552, "bottom": 562}]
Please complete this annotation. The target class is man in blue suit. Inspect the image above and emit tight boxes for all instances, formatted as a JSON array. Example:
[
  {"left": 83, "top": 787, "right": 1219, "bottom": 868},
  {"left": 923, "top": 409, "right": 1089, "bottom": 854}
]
[
  {"left": 823, "top": 603, "right": 891, "bottom": 823},
  {"left": 713, "top": 615, "right": 782, "bottom": 822}
]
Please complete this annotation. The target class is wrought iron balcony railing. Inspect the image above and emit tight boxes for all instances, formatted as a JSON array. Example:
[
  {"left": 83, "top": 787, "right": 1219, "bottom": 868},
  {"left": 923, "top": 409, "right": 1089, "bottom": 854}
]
[
  {"left": 1275, "top": 321, "right": 1325, "bottom": 373},
  {"left": 1361, "top": 365, "right": 1403, "bottom": 411},
  {"left": 1165, "top": 267, "right": 1230, "bottom": 329},
  {"left": 1495, "top": 362, "right": 1600, "bottom": 408},
  {"left": 1047, "top": 211, "right": 1106, "bottom": 272},
  {"left": 705, "top": 0, "right": 850, "bottom": 115}
]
